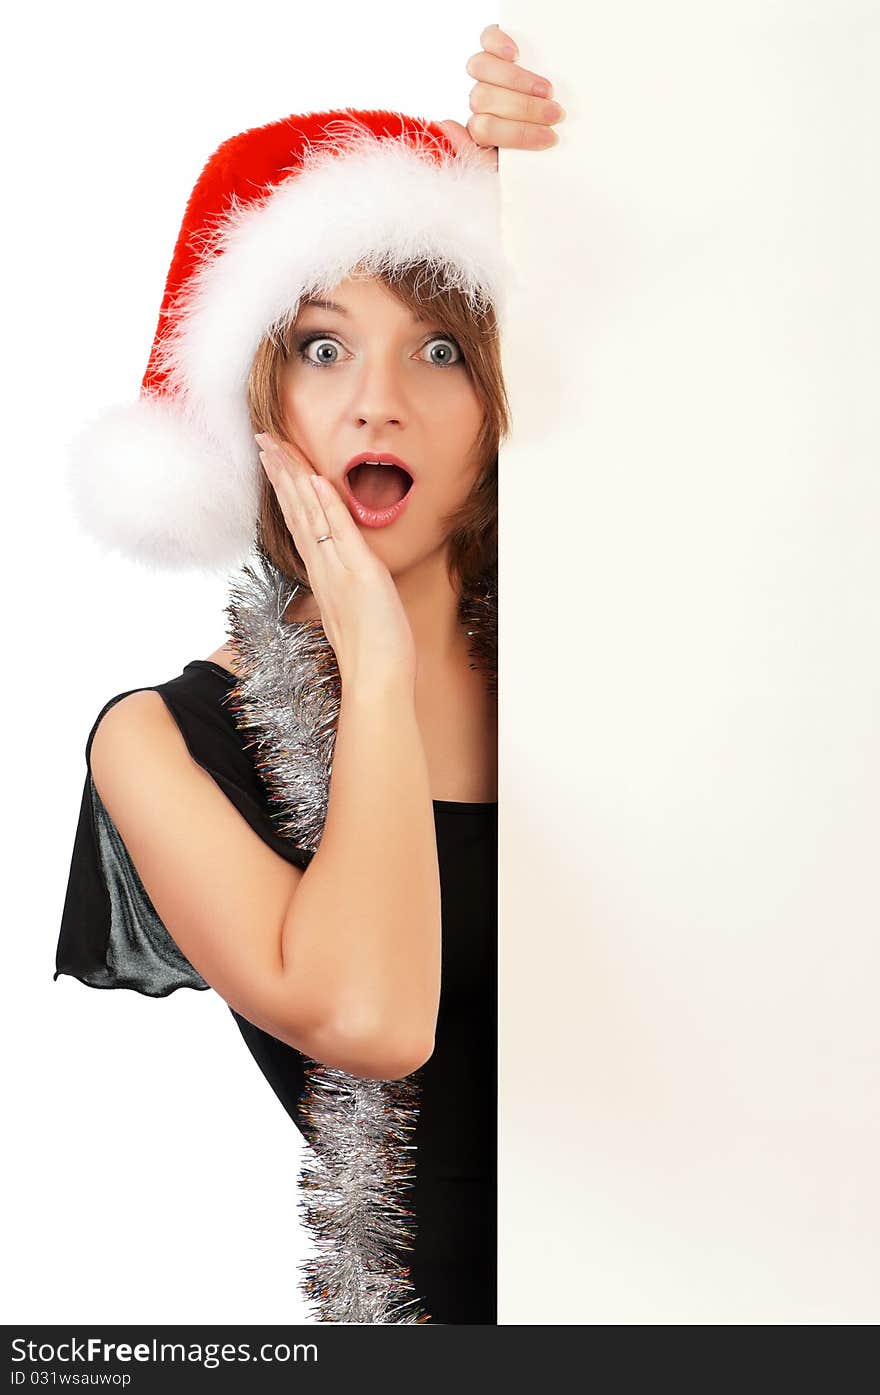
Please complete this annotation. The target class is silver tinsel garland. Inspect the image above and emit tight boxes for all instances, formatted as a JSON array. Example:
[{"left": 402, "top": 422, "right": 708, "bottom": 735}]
[{"left": 220, "top": 551, "right": 496, "bottom": 1325}]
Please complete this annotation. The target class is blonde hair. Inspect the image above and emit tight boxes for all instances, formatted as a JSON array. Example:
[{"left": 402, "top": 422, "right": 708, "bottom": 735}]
[{"left": 246, "top": 263, "right": 510, "bottom": 600}]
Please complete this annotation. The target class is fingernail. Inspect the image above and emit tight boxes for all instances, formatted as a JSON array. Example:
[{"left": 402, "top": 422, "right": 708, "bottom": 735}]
[
  {"left": 532, "top": 80, "right": 552, "bottom": 98},
  {"left": 502, "top": 43, "right": 518, "bottom": 59}
]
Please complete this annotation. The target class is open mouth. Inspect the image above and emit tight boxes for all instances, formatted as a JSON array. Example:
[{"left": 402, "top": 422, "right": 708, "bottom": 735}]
[{"left": 346, "top": 461, "right": 414, "bottom": 510}]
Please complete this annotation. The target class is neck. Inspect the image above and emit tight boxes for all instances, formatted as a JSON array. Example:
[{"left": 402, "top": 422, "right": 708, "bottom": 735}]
[
  {"left": 229, "top": 550, "right": 496, "bottom": 704},
  {"left": 284, "top": 549, "right": 475, "bottom": 669},
  {"left": 390, "top": 550, "right": 469, "bottom": 668}
]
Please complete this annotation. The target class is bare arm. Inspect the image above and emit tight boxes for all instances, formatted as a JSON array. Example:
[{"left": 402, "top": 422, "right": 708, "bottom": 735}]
[
  {"left": 88, "top": 683, "right": 437, "bottom": 1081},
  {"left": 278, "top": 671, "right": 441, "bottom": 1077}
]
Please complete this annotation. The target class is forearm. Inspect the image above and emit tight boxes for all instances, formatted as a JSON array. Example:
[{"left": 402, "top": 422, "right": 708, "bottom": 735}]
[{"left": 278, "top": 673, "right": 441, "bottom": 1062}]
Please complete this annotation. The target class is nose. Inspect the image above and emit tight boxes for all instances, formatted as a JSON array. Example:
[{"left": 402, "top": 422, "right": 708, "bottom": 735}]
[{"left": 349, "top": 350, "right": 408, "bottom": 430}]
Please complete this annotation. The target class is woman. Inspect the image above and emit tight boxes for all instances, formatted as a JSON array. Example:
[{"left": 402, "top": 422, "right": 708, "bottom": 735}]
[{"left": 54, "top": 25, "right": 564, "bottom": 1325}]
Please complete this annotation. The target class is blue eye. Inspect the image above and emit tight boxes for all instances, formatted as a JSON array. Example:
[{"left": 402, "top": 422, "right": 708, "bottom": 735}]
[
  {"left": 297, "top": 335, "right": 343, "bottom": 366},
  {"left": 294, "top": 332, "right": 463, "bottom": 368},
  {"left": 420, "top": 337, "right": 462, "bottom": 367}
]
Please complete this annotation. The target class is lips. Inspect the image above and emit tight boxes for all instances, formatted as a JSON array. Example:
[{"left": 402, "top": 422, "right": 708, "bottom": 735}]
[
  {"left": 347, "top": 461, "right": 412, "bottom": 507},
  {"left": 342, "top": 453, "right": 415, "bottom": 529}
]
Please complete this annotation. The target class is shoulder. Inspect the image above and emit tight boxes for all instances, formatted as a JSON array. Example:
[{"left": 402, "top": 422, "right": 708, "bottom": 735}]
[
  {"left": 89, "top": 690, "right": 191, "bottom": 795},
  {"left": 89, "top": 656, "right": 240, "bottom": 767},
  {"left": 87, "top": 658, "right": 237, "bottom": 792},
  {"left": 88, "top": 688, "right": 263, "bottom": 880},
  {"left": 84, "top": 664, "right": 310, "bottom": 871}
]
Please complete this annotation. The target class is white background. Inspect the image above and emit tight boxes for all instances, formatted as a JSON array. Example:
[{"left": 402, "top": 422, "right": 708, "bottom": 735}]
[
  {"left": 3, "top": 0, "right": 497, "bottom": 1323},
  {"left": 500, "top": 0, "right": 879, "bottom": 1323},
  {"left": 3, "top": 0, "right": 879, "bottom": 1328}
]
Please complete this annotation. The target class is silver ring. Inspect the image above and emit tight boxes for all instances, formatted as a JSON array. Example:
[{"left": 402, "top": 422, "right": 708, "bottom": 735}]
[{"left": 315, "top": 534, "right": 332, "bottom": 544}]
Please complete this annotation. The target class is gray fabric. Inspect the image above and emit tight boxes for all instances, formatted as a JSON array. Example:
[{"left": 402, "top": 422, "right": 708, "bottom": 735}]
[{"left": 84, "top": 773, "right": 209, "bottom": 996}]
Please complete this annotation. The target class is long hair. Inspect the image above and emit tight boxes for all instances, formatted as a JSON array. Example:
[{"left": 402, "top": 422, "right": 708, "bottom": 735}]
[{"left": 246, "top": 262, "right": 510, "bottom": 601}]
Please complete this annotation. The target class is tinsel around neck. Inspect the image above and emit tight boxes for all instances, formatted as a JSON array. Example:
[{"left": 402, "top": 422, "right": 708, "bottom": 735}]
[{"left": 221, "top": 552, "right": 496, "bottom": 851}]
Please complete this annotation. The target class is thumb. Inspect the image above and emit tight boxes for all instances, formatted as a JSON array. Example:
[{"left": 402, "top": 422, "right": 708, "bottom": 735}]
[{"left": 437, "top": 119, "right": 471, "bottom": 155}]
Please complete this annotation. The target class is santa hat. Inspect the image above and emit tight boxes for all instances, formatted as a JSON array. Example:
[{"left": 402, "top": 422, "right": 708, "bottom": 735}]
[{"left": 67, "top": 108, "right": 507, "bottom": 574}]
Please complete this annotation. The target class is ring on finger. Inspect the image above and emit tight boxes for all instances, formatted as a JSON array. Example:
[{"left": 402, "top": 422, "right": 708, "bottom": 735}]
[{"left": 294, "top": 471, "right": 332, "bottom": 541}]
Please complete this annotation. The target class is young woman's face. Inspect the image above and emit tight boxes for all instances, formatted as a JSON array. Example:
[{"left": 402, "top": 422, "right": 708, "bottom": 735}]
[{"left": 278, "top": 275, "right": 485, "bottom": 579}]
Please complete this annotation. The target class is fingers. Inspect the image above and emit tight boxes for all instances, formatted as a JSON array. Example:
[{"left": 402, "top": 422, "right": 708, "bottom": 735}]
[
  {"left": 467, "top": 110, "right": 559, "bottom": 152},
  {"left": 479, "top": 23, "right": 519, "bottom": 61},
  {"left": 255, "top": 433, "right": 365, "bottom": 577},
  {"left": 304, "top": 469, "right": 366, "bottom": 565},
  {"left": 467, "top": 46, "right": 554, "bottom": 101},
  {"left": 256, "top": 431, "right": 313, "bottom": 479},
  {"left": 254, "top": 434, "right": 343, "bottom": 596},
  {"left": 436, "top": 118, "right": 499, "bottom": 171},
  {"left": 468, "top": 25, "right": 563, "bottom": 152},
  {"left": 469, "top": 81, "right": 564, "bottom": 136},
  {"left": 255, "top": 437, "right": 334, "bottom": 587}
]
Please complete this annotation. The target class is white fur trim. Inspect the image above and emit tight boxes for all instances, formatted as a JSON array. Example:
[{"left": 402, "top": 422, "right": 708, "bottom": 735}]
[
  {"left": 66, "top": 395, "right": 257, "bottom": 573},
  {"left": 70, "top": 120, "right": 509, "bottom": 571}
]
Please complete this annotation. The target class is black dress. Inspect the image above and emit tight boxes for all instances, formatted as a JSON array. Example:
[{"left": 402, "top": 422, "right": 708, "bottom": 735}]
[{"left": 54, "top": 660, "right": 497, "bottom": 1325}]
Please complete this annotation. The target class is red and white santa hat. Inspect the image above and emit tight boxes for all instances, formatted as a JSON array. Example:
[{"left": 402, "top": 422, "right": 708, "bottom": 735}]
[{"left": 67, "top": 108, "right": 507, "bottom": 574}]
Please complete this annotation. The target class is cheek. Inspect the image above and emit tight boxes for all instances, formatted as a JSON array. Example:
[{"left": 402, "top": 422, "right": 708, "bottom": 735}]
[
  {"left": 421, "top": 461, "right": 482, "bottom": 520},
  {"left": 433, "top": 376, "right": 482, "bottom": 423},
  {"left": 281, "top": 374, "right": 307, "bottom": 415},
  {"left": 279, "top": 380, "right": 325, "bottom": 444}
]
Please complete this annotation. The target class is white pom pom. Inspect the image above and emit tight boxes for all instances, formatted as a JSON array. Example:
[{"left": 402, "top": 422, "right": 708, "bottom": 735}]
[{"left": 65, "top": 394, "right": 258, "bottom": 573}]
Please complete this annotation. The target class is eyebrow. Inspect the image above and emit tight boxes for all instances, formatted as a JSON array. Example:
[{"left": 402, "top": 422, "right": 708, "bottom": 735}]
[{"left": 298, "top": 297, "right": 435, "bottom": 325}]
